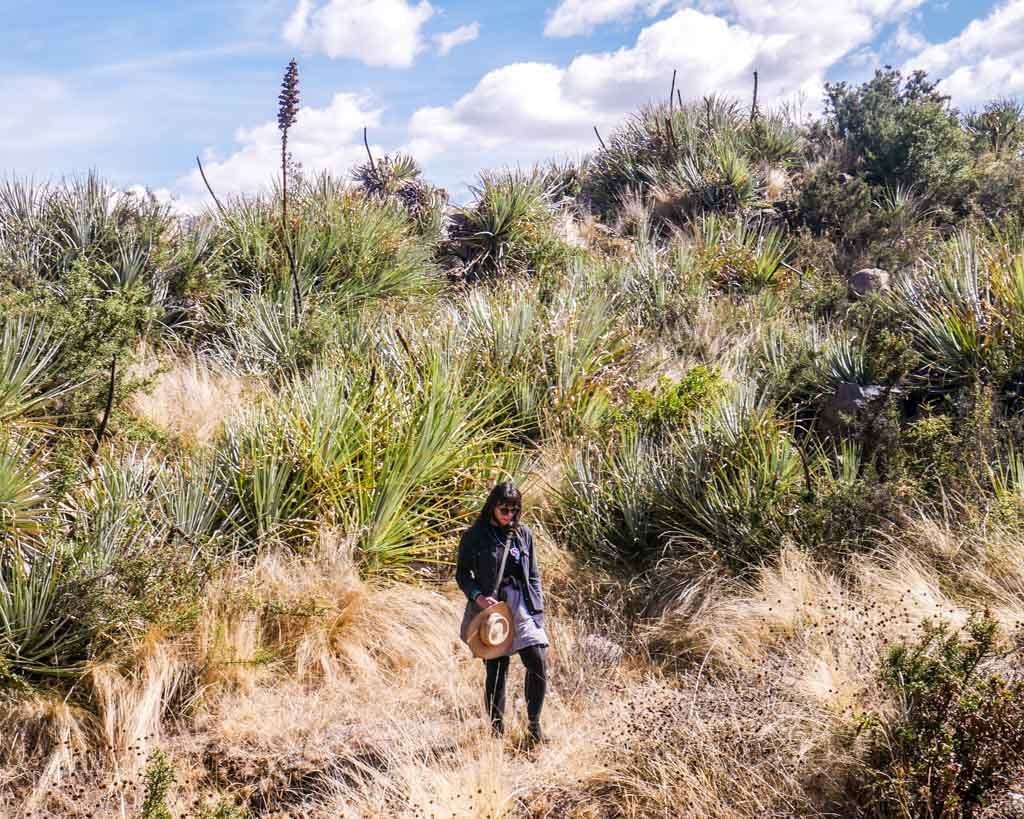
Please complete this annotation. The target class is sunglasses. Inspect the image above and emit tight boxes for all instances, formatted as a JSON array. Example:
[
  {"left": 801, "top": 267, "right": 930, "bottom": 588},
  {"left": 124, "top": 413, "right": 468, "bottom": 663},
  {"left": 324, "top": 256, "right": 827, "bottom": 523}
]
[{"left": 496, "top": 505, "right": 520, "bottom": 515}]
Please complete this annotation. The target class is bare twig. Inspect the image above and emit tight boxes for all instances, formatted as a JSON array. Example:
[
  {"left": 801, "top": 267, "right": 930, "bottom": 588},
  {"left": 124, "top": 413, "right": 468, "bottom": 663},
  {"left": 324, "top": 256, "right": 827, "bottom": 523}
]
[
  {"left": 364, "top": 127, "right": 377, "bottom": 173},
  {"left": 668, "top": 68, "right": 677, "bottom": 113},
  {"left": 195, "top": 156, "right": 226, "bottom": 216},
  {"left": 395, "top": 326, "right": 423, "bottom": 378},
  {"left": 750, "top": 70, "right": 760, "bottom": 123},
  {"left": 593, "top": 125, "right": 608, "bottom": 151},
  {"left": 287, "top": 243, "right": 302, "bottom": 323},
  {"left": 86, "top": 356, "right": 117, "bottom": 473}
]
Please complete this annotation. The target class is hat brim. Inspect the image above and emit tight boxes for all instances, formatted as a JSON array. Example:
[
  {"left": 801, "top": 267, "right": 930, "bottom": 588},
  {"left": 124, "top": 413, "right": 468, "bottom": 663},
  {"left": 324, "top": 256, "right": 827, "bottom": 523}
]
[{"left": 465, "top": 602, "right": 514, "bottom": 660}]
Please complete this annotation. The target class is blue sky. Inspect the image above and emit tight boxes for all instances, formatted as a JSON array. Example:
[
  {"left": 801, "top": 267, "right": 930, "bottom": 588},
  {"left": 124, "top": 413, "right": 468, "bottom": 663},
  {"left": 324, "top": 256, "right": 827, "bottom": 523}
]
[{"left": 3, "top": 0, "right": 1019, "bottom": 207}]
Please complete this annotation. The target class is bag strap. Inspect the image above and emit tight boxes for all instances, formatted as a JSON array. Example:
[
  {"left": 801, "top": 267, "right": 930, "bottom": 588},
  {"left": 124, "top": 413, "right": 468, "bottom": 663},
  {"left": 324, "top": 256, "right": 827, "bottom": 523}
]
[{"left": 490, "top": 527, "right": 515, "bottom": 598}]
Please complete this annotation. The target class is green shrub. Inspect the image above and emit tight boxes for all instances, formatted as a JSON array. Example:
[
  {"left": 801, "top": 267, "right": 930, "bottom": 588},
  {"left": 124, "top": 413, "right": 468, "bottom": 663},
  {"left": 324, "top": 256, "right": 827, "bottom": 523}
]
[
  {"left": 459, "top": 277, "right": 633, "bottom": 441},
  {"left": 551, "top": 429, "right": 666, "bottom": 569},
  {"left": 659, "top": 398, "right": 804, "bottom": 571},
  {"left": 796, "top": 161, "right": 874, "bottom": 245},
  {"left": 860, "top": 615, "right": 1024, "bottom": 818},
  {"left": 0, "top": 259, "right": 158, "bottom": 427},
  {"left": 616, "top": 367, "right": 723, "bottom": 436},
  {"left": 696, "top": 213, "right": 792, "bottom": 293},
  {"left": 214, "top": 356, "right": 520, "bottom": 572},
  {"left": 824, "top": 68, "right": 972, "bottom": 211},
  {"left": 215, "top": 179, "right": 438, "bottom": 307},
  {"left": 584, "top": 96, "right": 799, "bottom": 221},
  {"left": 552, "top": 396, "right": 808, "bottom": 574},
  {"left": 140, "top": 749, "right": 175, "bottom": 819}
]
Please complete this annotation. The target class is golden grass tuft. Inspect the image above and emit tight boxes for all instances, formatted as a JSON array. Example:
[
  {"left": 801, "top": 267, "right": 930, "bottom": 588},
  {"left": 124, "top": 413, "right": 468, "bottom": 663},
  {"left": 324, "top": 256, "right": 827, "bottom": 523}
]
[{"left": 131, "top": 354, "right": 257, "bottom": 446}]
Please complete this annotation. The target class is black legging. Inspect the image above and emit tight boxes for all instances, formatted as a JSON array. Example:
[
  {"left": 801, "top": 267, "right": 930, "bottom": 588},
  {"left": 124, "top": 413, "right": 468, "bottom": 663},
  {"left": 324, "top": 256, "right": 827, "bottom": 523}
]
[{"left": 484, "top": 645, "right": 546, "bottom": 731}]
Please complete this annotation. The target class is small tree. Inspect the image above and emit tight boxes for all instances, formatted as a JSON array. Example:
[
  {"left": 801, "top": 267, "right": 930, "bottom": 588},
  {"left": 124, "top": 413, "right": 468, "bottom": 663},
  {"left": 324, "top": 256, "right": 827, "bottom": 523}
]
[{"left": 824, "top": 68, "right": 971, "bottom": 209}]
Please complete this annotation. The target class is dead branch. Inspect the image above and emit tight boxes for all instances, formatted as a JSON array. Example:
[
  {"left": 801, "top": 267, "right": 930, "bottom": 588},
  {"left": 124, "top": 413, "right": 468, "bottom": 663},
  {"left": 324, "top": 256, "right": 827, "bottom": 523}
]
[{"left": 195, "top": 155, "right": 226, "bottom": 216}]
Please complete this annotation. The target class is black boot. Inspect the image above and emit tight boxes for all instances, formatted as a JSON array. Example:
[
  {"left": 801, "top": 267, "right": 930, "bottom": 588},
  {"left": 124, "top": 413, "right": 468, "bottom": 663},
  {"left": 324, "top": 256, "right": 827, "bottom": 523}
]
[{"left": 485, "top": 656, "right": 509, "bottom": 737}]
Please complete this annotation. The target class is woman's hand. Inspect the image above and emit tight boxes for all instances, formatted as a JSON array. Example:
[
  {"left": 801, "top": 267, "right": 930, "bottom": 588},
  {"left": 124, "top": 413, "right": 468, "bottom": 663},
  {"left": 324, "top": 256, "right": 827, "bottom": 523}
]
[{"left": 475, "top": 594, "right": 499, "bottom": 609}]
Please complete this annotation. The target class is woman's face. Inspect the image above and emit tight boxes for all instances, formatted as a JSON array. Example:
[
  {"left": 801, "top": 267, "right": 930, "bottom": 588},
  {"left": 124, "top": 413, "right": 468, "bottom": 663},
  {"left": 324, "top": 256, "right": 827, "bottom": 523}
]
[{"left": 491, "top": 501, "right": 520, "bottom": 526}]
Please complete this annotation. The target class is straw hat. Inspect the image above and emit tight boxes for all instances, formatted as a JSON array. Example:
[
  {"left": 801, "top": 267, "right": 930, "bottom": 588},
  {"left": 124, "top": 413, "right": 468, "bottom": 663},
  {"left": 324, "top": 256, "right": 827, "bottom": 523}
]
[{"left": 465, "top": 602, "right": 514, "bottom": 660}]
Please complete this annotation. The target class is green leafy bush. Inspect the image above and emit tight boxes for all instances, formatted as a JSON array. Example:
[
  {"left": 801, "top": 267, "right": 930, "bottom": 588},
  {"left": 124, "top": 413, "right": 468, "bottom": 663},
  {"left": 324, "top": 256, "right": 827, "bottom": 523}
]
[
  {"left": 1, "top": 259, "right": 158, "bottom": 427},
  {"left": 824, "top": 68, "right": 972, "bottom": 211},
  {"left": 861, "top": 615, "right": 1024, "bottom": 818},
  {"left": 140, "top": 749, "right": 175, "bottom": 819},
  {"left": 615, "top": 367, "right": 724, "bottom": 436}
]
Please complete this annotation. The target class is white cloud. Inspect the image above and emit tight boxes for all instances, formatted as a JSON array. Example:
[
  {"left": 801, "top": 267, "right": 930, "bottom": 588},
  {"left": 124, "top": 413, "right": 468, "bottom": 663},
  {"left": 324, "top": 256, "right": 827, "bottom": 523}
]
[
  {"left": 410, "top": 1, "right": 924, "bottom": 181},
  {"left": 283, "top": 0, "right": 434, "bottom": 68},
  {"left": 177, "top": 92, "right": 383, "bottom": 205},
  {"left": 544, "top": 0, "right": 670, "bottom": 37},
  {"left": 904, "top": 0, "right": 1024, "bottom": 107},
  {"left": 891, "top": 21, "right": 928, "bottom": 53},
  {"left": 434, "top": 22, "right": 480, "bottom": 56},
  {"left": 0, "top": 76, "right": 109, "bottom": 155}
]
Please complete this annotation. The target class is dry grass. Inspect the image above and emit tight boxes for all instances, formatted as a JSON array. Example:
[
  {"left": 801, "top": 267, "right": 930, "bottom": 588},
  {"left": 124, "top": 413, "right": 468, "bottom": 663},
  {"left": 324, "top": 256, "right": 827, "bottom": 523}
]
[
  {"left": 131, "top": 354, "right": 257, "bottom": 447},
  {"left": 5, "top": 514, "right": 1024, "bottom": 816}
]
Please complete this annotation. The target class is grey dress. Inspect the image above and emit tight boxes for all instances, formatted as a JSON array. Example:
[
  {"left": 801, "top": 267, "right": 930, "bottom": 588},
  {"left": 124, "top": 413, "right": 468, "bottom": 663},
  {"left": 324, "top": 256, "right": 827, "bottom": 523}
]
[{"left": 457, "top": 522, "right": 548, "bottom": 657}]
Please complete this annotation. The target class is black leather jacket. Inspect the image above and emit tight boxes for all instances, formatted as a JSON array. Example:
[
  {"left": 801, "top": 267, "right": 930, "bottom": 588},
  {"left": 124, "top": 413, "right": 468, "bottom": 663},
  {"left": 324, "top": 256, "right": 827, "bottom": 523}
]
[{"left": 456, "top": 521, "right": 544, "bottom": 615}]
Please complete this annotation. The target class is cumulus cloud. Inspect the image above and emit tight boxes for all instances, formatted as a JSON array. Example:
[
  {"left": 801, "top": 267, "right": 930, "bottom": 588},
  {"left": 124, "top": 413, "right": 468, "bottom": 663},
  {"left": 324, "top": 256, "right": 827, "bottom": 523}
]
[
  {"left": 904, "top": 0, "right": 1024, "bottom": 107},
  {"left": 283, "top": 0, "right": 434, "bottom": 68},
  {"left": 177, "top": 93, "right": 383, "bottom": 204},
  {"left": 434, "top": 22, "right": 480, "bottom": 56},
  {"left": 544, "top": 0, "right": 671, "bottom": 38},
  {"left": 409, "top": 1, "right": 924, "bottom": 179}
]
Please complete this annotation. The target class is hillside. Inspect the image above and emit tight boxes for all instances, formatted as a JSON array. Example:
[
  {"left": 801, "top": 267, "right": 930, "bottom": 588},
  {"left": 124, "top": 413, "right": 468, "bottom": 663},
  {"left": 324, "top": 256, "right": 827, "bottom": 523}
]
[{"left": 4, "top": 68, "right": 1024, "bottom": 817}]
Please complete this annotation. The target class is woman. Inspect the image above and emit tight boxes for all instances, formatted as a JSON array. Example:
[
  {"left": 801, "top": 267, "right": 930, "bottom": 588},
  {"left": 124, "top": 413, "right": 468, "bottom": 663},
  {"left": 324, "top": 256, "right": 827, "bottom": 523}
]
[{"left": 456, "top": 482, "right": 548, "bottom": 742}]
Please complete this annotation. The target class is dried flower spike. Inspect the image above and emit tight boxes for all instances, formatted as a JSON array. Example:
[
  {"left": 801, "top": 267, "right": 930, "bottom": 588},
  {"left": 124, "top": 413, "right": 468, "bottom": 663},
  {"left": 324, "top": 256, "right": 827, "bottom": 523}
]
[{"left": 278, "top": 59, "right": 300, "bottom": 133}]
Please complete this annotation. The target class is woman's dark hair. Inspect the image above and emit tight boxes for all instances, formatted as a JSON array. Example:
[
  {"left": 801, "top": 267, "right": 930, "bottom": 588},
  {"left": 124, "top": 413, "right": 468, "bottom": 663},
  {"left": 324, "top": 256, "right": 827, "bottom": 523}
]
[{"left": 476, "top": 481, "right": 522, "bottom": 528}]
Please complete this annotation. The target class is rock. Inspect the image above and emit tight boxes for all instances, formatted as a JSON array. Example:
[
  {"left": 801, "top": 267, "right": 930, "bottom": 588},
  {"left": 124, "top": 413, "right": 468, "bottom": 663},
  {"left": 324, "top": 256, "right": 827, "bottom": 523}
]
[
  {"left": 822, "top": 382, "right": 887, "bottom": 429},
  {"left": 848, "top": 267, "right": 891, "bottom": 298}
]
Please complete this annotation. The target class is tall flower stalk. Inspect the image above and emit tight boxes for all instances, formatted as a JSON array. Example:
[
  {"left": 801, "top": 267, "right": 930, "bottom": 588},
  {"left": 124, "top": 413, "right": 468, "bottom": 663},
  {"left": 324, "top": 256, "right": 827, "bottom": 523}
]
[{"left": 278, "top": 59, "right": 301, "bottom": 320}]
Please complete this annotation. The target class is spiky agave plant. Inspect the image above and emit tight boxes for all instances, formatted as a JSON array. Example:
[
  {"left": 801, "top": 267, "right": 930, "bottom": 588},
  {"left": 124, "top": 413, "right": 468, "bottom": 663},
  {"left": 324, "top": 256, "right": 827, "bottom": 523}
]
[
  {"left": 889, "top": 230, "right": 1013, "bottom": 391},
  {"left": 0, "top": 315, "right": 69, "bottom": 426},
  {"left": 0, "top": 550, "right": 92, "bottom": 678},
  {"left": 659, "top": 393, "right": 804, "bottom": 571},
  {"left": 0, "top": 433, "right": 50, "bottom": 553},
  {"left": 453, "top": 168, "right": 560, "bottom": 279}
]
